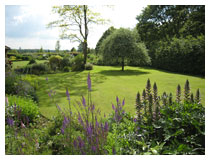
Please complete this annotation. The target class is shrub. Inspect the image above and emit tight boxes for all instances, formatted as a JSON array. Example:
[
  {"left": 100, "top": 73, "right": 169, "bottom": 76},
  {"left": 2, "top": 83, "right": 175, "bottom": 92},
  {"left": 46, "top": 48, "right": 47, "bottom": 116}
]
[
  {"left": 49, "top": 55, "right": 63, "bottom": 71},
  {"left": 15, "top": 63, "right": 50, "bottom": 75},
  {"left": 60, "top": 57, "right": 71, "bottom": 69},
  {"left": 28, "top": 59, "right": 37, "bottom": 65},
  {"left": 135, "top": 79, "right": 205, "bottom": 154},
  {"left": 154, "top": 35, "right": 205, "bottom": 76},
  {"left": 9, "top": 56, "right": 16, "bottom": 61},
  {"left": 15, "top": 80, "right": 38, "bottom": 102},
  {"left": 71, "top": 54, "right": 84, "bottom": 71},
  {"left": 63, "top": 66, "right": 70, "bottom": 72},
  {"left": 6, "top": 95, "right": 39, "bottom": 123},
  {"left": 21, "top": 55, "right": 31, "bottom": 61},
  {"left": 85, "top": 63, "right": 93, "bottom": 70},
  {"left": 5, "top": 72, "right": 20, "bottom": 95},
  {"left": 31, "top": 63, "right": 50, "bottom": 75}
]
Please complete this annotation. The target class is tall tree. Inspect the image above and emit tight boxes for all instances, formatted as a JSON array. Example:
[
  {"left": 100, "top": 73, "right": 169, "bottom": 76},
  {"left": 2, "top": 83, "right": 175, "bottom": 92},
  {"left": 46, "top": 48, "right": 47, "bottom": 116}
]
[
  {"left": 100, "top": 28, "right": 150, "bottom": 71},
  {"left": 48, "top": 5, "right": 107, "bottom": 65},
  {"left": 55, "top": 40, "right": 61, "bottom": 53},
  {"left": 95, "top": 26, "right": 116, "bottom": 55}
]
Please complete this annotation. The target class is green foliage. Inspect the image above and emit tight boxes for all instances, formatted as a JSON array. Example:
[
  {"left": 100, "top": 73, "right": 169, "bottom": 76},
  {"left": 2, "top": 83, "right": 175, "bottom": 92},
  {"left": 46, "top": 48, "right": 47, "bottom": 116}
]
[
  {"left": 135, "top": 80, "right": 205, "bottom": 154},
  {"left": 9, "top": 56, "right": 17, "bottom": 61},
  {"left": 49, "top": 55, "right": 63, "bottom": 71},
  {"left": 136, "top": 5, "right": 205, "bottom": 76},
  {"left": 60, "top": 57, "right": 71, "bottom": 69},
  {"left": 28, "top": 59, "right": 37, "bottom": 65},
  {"left": 15, "top": 63, "right": 50, "bottom": 75},
  {"left": 85, "top": 63, "right": 93, "bottom": 70},
  {"left": 95, "top": 26, "right": 116, "bottom": 54},
  {"left": 154, "top": 35, "right": 205, "bottom": 76},
  {"left": 7, "top": 95, "right": 39, "bottom": 122},
  {"left": 71, "top": 54, "right": 84, "bottom": 71},
  {"left": 5, "top": 72, "right": 20, "bottom": 95},
  {"left": 105, "top": 113, "right": 137, "bottom": 154},
  {"left": 63, "top": 66, "right": 70, "bottom": 72},
  {"left": 100, "top": 28, "right": 150, "bottom": 70}
]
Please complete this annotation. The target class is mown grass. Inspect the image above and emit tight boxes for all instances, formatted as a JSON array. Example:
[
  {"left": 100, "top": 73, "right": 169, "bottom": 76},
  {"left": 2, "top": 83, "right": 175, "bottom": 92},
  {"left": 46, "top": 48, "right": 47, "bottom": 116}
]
[
  {"left": 33, "top": 65, "right": 205, "bottom": 119},
  {"left": 12, "top": 60, "right": 47, "bottom": 69}
]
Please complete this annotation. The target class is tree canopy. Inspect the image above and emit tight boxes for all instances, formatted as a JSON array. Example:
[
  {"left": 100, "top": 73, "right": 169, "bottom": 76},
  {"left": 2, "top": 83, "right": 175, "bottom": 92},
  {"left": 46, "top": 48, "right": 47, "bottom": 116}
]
[
  {"left": 48, "top": 5, "right": 107, "bottom": 65},
  {"left": 136, "top": 5, "right": 205, "bottom": 76},
  {"left": 100, "top": 28, "right": 150, "bottom": 71},
  {"left": 95, "top": 26, "right": 116, "bottom": 55}
]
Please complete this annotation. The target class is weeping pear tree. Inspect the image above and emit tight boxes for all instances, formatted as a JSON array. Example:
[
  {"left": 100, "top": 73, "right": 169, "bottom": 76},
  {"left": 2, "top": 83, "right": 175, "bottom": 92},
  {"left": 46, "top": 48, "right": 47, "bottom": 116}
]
[
  {"left": 48, "top": 5, "right": 107, "bottom": 65},
  {"left": 100, "top": 28, "right": 151, "bottom": 71}
]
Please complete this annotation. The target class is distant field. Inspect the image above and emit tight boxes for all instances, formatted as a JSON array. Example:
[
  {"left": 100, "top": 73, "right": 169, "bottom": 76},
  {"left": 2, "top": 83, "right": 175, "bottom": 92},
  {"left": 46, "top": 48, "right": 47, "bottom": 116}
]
[
  {"left": 12, "top": 60, "right": 47, "bottom": 69},
  {"left": 34, "top": 65, "right": 205, "bottom": 119}
]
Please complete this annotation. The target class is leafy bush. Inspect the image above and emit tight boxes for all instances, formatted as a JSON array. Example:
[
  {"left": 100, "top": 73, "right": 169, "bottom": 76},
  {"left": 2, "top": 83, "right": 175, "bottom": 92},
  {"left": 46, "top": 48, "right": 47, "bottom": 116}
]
[
  {"left": 85, "top": 63, "right": 93, "bottom": 70},
  {"left": 15, "top": 80, "right": 38, "bottom": 102},
  {"left": 28, "top": 59, "right": 37, "bottom": 65},
  {"left": 15, "top": 63, "right": 50, "bottom": 75},
  {"left": 9, "top": 56, "right": 16, "bottom": 61},
  {"left": 154, "top": 35, "right": 205, "bottom": 76},
  {"left": 63, "top": 66, "right": 70, "bottom": 72},
  {"left": 135, "top": 79, "right": 205, "bottom": 154},
  {"left": 5, "top": 72, "right": 20, "bottom": 95},
  {"left": 71, "top": 54, "right": 84, "bottom": 71},
  {"left": 21, "top": 55, "right": 31, "bottom": 61},
  {"left": 60, "top": 57, "right": 71, "bottom": 69},
  {"left": 6, "top": 95, "right": 39, "bottom": 123},
  {"left": 49, "top": 55, "right": 63, "bottom": 71}
]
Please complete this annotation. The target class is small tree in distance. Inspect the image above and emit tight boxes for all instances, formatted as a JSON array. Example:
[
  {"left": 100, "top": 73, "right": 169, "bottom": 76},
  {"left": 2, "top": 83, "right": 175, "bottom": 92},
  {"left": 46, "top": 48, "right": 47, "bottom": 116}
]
[
  {"left": 55, "top": 40, "right": 61, "bottom": 53},
  {"left": 100, "top": 28, "right": 150, "bottom": 71}
]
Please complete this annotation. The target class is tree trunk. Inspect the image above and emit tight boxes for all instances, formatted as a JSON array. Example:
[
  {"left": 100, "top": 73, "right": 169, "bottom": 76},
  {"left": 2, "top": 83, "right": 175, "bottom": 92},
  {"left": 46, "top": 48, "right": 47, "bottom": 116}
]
[
  {"left": 83, "top": 5, "right": 88, "bottom": 66},
  {"left": 122, "top": 57, "right": 124, "bottom": 71}
]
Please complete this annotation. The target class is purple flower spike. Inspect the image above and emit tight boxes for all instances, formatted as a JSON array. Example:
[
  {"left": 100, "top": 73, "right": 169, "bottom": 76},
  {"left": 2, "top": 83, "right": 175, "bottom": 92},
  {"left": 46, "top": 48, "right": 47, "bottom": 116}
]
[
  {"left": 92, "top": 146, "right": 96, "bottom": 152},
  {"left": 61, "top": 127, "right": 65, "bottom": 135},
  {"left": 56, "top": 104, "right": 61, "bottom": 111},
  {"left": 122, "top": 98, "right": 125, "bottom": 106},
  {"left": 7, "top": 117, "right": 14, "bottom": 126},
  {"left": 104, "top": 122, "right": 109, "bottom": 132},
  {"left": 82, "top": 96, "right": 86, "bottom": 107},
  {"left": 46, "top": 77, "right": 48, "bottom": 81},
  {"left": 78, "top": 137, "right": 85, "bottom": 149},
  {"left": 73, "top": 140, "right": 77, "bottom": 148},
  {"left": 112, "top": 147, "right": 116, "bottom": 155},
  {"left": 92, "top": 104, "right": 95, "bottom": 111},
  {"left": 116, "top": 96, "right": 119, "bottom": 104},
  {"left": 87, "top": 126, "right": 92, "bottom": 136},
  {"left": 66, "top": 88, "right": 70, "bottom": 101},
  {"left": 87, "top": 72, "right": 91, "bottom": 91},
  {"left": 133, "top": 118, "right": 137, "bottom": 123},
  {"left": 112, "top": 104, "right": 115, "bottom": 110}
]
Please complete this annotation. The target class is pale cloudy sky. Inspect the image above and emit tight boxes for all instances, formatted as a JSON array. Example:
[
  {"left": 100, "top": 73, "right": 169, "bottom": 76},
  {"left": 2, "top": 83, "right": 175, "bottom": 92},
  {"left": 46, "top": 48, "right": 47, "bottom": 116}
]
[{"left": 5, "top": 4, "right": 147, "bottom": 50}]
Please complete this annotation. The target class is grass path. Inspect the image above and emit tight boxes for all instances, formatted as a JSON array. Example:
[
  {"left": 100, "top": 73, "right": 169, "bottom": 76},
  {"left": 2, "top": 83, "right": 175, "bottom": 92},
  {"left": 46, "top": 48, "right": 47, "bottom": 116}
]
[{"left": 35, "top": 66, "right": 205, "bottom": 119}]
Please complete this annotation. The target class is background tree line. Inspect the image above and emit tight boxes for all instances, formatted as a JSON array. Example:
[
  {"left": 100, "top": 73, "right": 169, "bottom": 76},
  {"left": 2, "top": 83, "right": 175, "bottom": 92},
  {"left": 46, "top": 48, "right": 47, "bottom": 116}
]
[{"left": 136, "top": 5, "right": 205, "bottom": 76}]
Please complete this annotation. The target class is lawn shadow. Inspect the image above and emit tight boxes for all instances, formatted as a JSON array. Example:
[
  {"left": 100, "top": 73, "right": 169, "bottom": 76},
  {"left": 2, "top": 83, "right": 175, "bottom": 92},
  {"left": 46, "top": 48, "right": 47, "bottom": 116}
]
[
  {"left": 138, "top": 66, "right": 205, "bottom": 79},
  {"left": 37, "top": 71, "right": 107, "bottom": 109},
  {"left": 98, "top": 69, "right": 150, "bottom": 76}
]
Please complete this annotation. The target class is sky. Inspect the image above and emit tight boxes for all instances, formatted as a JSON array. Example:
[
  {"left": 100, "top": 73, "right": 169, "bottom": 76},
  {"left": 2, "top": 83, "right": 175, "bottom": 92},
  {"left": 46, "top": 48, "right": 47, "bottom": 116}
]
[{"left": 5, "top": 4, "right": 147, "bottom": 50}]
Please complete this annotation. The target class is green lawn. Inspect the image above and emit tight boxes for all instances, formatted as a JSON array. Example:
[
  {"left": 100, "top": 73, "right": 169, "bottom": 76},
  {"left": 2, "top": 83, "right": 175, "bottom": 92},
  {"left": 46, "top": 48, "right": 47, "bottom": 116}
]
[
  {"left": 34, "top": 65, "right": 205, "bottom": 119},
  {"left": 12, "top": 60, "right": 47, "bottom": 69}
]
